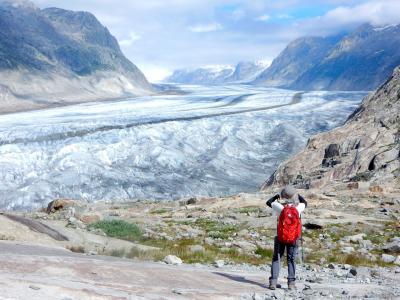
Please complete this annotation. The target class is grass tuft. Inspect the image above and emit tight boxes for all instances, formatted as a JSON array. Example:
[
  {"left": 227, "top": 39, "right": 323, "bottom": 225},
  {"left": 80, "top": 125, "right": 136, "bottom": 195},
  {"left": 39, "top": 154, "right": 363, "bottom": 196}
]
[
  {"left": 194, "top": 218, "right": 240, "bottom": 240},
  {"left": 255, "top": 247, "right": 273, "bottom": 259},
  {"left": 89, "top": 219, "right": 142, "bottom": 241},
  {"left": 150, "top": 208, "right": 169, "bottom": 214}
]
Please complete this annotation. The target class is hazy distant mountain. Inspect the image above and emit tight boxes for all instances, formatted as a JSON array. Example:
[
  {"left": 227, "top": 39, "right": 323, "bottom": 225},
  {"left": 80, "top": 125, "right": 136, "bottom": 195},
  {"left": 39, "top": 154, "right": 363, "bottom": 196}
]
[
  {"left": 166, "top": 65, "right": 235, "bottom": 85},
  {"left": 165, "top": 61, "right": 268, "bottom": 85},
  {"left": 225, "top": 61, "right": 269, "bottom": 83},
  {"left": 254, "top": 24, "right": 400, "bottom": 91},
  {"left": 0, "top": 0, "right": 153, "bottom": 113}
]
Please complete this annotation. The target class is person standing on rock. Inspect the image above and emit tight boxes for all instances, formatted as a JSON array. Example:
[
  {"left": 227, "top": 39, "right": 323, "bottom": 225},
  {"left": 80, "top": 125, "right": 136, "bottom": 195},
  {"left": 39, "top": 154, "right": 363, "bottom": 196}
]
[{"left": 265, "top": 186, "right": 307, "bottom": 290}]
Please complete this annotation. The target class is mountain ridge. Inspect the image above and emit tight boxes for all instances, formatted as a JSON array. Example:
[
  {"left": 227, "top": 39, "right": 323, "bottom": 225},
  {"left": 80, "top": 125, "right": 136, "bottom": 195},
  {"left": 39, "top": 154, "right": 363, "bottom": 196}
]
[
  {"left": 0, "top": 0, "right": 154, "bottom": 114},
  {"left": 252, "top": 35, "right": 343, "bottom": 88},
  {"left": 254, "top": 23, "right": 400, "bottom": 91}
]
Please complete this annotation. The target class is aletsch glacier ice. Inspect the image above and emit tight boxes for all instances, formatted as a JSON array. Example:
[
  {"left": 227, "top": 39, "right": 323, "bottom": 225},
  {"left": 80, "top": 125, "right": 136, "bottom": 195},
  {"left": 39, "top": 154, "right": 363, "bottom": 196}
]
[{"left": 0, "top": 85, "right": 366, "bottom": 210}]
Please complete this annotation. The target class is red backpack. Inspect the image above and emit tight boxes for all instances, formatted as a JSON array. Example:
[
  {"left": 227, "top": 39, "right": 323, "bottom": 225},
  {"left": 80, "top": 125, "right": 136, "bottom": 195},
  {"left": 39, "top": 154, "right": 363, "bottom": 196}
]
[{"left": 277, "top": 205, "right": 302, "bottom": 245}]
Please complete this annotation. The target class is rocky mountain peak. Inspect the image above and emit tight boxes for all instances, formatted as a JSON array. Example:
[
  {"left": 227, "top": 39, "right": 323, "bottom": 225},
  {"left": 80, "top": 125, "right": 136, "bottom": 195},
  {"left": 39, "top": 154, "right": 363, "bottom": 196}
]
[{"left": 41, "top": 7, "right": 121, "bottom": 51}]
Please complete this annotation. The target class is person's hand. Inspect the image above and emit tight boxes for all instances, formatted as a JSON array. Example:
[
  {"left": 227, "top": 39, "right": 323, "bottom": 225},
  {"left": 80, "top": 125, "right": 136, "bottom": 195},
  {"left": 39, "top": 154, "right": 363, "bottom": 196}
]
[
  {"left": 266, "top": 194, "right": 280, "bottom": 207},
  {"left": 298, "top": 194, "right": 308, "bottom": 207}
]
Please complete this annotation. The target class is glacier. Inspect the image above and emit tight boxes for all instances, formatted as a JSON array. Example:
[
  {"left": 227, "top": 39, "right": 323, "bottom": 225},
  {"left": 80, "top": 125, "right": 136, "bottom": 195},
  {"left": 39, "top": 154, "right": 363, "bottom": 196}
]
[{"left": 0, "top": 84, "right": 367, "bottom": 210}]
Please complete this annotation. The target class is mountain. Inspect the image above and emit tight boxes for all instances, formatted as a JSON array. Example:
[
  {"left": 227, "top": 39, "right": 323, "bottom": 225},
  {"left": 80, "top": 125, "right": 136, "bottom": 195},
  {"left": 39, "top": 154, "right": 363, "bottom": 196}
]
[
  {"left": 165, "top": 65, "right": 235, "bottom": 85},
  {"left": 224, "top": 61, "right": 269, "bottom": 83},
  {"left": 254, "top": 24, "right": 400, "bottom": 91},
  {"left": 252, "top": 36, "right": 342, "bottom": 87},
  {"left": 165, "top": 61, "right": 268, "bottom": 85},
  {"left": 262, "top": 66, "right": 400, "bottom": 191},
  {"left": 0, "top": 0, "right": 154, "bottom": 114}
]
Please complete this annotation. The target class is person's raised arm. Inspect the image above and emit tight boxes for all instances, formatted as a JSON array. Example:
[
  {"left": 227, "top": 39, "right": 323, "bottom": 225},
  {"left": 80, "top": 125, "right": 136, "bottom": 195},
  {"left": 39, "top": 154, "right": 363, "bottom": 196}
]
[
  {"left": 266, "top": 194, "right": 280, "bottom": 208},
  {"left": 298, "top": 194, "right": 308, "bottom": 208}
]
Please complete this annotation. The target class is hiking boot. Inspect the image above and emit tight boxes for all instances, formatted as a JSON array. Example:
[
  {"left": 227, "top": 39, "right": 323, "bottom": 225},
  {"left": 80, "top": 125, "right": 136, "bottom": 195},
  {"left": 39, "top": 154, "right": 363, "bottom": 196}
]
[
  {"left": 288, "top": 282, "right": 296, "bottom": 290},
  {"left": 268, "top": 282, "right": 276, "bottom": 290}
]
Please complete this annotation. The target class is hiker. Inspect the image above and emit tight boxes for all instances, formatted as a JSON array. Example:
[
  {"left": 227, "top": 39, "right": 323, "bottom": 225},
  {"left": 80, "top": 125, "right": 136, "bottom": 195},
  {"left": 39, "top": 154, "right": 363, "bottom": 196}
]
[{"left": 265, "top": 186, "right": 307, "bottom": 290}]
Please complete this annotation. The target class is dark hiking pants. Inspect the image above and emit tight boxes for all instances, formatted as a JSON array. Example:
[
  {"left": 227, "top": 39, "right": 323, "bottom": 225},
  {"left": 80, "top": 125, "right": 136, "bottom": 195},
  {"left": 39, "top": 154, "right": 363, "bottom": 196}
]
[{"left": 269, "top": 236, "right": 298, "bottom": 284}]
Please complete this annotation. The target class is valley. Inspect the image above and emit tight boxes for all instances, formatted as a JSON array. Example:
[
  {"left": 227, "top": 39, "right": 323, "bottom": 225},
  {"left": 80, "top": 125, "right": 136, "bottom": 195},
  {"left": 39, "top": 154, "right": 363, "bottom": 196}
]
[{"left": 0, "top": 85, "right": 366, "bottom": 210}]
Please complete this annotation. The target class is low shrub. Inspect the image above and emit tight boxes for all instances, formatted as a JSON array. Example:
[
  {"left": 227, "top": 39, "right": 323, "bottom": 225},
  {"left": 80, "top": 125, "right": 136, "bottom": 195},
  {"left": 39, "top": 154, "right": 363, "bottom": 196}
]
[{"left": 89, "top": 219, "right": 142, "bottom": 241}]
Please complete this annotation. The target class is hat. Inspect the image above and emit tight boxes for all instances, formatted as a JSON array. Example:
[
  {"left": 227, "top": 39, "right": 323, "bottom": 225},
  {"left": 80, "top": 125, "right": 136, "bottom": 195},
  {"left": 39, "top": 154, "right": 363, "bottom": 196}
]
[{"left": 280, "top": 186, "right": 297, "bottom": 203}]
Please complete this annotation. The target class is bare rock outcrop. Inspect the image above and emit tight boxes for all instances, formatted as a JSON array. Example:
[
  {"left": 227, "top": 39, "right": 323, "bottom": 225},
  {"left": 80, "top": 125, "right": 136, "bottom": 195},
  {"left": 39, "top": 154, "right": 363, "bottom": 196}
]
[
  {"left": 46, "top": 199, "right": 79, "bottom": 214},
  {"left": 262, "top": 66, "right": 400, "bottom": 191}
]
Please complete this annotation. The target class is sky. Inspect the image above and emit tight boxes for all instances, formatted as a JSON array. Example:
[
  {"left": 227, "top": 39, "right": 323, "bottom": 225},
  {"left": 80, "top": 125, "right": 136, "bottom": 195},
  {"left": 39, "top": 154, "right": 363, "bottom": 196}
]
[{"left": 30, "top": 0, "right": 400, "bottom": 82}]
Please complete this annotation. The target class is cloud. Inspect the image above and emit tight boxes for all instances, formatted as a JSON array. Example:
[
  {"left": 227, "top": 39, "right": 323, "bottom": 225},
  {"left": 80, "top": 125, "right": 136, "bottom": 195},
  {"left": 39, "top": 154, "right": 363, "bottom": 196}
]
[
  {"left": 277, "top": 14, "right": 292, "bottom": 19},
  {"left": 119, "top": 32, "right": 141, "bottom": 46},
  {"left": 29, "top": 0, "right": 400, "bottom": 75},
  {"left": 188, "top": 22, "right": 222, "bottom": 33},
  {"left": 323, "top": 0, "right": 400, "bottom": 25},
  {"left": 231, "top": 8, "right": 246, "bottom": 20},
  {"left": 255, "top": 14, "right": 270, "bottom": 22},
  {"left": 137, "top": 64, "right": 172, "bottom": 83},
  {"left": 298, "top": 0, "right": 400, "bottom": 35}
]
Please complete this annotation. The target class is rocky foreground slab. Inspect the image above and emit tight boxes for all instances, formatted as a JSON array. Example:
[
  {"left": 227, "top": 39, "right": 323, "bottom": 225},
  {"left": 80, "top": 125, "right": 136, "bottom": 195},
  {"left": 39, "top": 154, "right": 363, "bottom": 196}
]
[{"left": 0, "top": 241, "right": 398, "bottom": 299}]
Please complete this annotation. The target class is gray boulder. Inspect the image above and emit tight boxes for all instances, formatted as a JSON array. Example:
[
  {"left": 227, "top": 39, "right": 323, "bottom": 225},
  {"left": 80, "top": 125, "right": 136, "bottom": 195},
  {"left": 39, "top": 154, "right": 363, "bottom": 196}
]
[
  {"left": 382, "top": 237, "right": 400, "bottom": 253},
  {"left": 381, "top": 254, "right": 396, "bottom": 263},
  {"left": 342, "top": 233, "right": 365, "bottom": 243},
  {"left": 163, "top": 255, "right": 182, "bottom": 265},
  {"left": 341, "top": 247, "right": 355, "bottom": 254},
  {"left": 214, "top": 260, "right": 225, "bottom": 268}
]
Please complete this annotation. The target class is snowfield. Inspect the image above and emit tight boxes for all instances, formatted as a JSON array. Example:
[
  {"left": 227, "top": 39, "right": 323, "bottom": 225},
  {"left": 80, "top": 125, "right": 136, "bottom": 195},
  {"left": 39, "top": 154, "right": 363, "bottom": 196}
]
[{"left": 0, "top": 85, "right": 366, "bottom": 210}]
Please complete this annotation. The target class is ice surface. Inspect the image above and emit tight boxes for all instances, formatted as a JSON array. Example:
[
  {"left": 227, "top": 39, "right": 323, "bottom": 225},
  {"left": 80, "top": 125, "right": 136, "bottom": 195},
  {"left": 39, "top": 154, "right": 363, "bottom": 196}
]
[{"left": 0, "top": 85, "right": 367, "bottom": 210}]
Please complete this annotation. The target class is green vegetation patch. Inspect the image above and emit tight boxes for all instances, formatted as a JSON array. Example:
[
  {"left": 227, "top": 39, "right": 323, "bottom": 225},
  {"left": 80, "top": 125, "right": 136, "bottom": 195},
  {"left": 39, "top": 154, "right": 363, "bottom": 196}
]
[
  {"left": 363, "top": 220, "right": 399, "bottom": 245},
  {"left": 194, "top": 218, "right": 240, "bottom": 240},
  {"left": 150, "top": 208, "right": 169, "bottom": 214},
  {"left": 255, "top": 247, "right": 273, "bottom": 259},
  {"left": 89, "top": 219, "right": 142, "bottom": 241},
  {"left": 235, "top": 206, "right": 260, "bottom": 214}
]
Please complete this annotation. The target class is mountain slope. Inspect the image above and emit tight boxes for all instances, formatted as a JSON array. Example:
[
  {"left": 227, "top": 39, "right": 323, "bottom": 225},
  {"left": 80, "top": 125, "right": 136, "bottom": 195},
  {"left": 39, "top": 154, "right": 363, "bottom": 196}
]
[
  {"left": 290, "top": 24, "right": 400, "bottom": 91},
  {"left": 262, "top": 66, "right": 400, "bottom": 190},
  {"left": 0, "top": 0, "right": 153, "bottom": 113},
  {"left": 254, "top": 24, "right": 400, "bottom": 91},
  {"left": 252, "top": 36, "right": 341, "bottom": 87}
]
